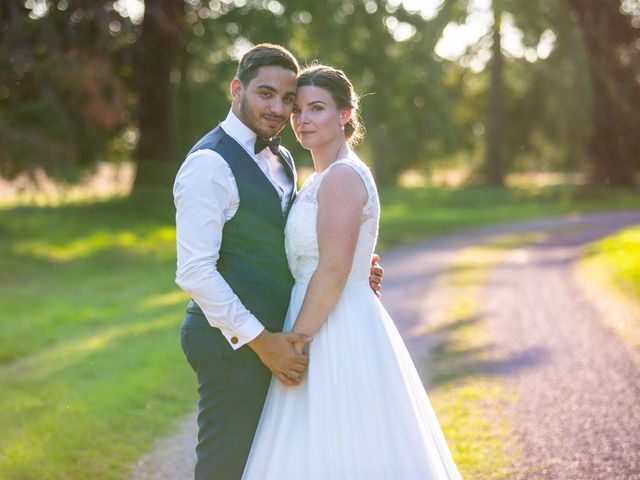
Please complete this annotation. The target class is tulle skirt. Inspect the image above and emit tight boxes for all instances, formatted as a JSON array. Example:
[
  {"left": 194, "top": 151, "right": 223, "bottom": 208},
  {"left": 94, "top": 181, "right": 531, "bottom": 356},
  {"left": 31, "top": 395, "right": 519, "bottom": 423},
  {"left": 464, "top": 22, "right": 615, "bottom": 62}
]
[{"left": 242, "top": 281, "right": 461, "bottom": 479}]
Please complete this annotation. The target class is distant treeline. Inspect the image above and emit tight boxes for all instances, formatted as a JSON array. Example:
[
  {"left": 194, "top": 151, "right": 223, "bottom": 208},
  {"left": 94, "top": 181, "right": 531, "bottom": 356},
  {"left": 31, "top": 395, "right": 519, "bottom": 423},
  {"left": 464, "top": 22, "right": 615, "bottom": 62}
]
[{"left": 1, "top": 0, "right": 638, "bottom": 190}]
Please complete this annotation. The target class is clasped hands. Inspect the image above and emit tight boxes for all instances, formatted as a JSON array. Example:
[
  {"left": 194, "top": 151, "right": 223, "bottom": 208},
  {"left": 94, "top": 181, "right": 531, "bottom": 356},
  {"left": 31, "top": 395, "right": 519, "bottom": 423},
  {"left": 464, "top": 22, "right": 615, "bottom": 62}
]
[
  {"left": 248, "top": 329, "right": 311, "bottom": 386},
  {"left": 248, "top": 254, "right": 383, "bottom": 386}
]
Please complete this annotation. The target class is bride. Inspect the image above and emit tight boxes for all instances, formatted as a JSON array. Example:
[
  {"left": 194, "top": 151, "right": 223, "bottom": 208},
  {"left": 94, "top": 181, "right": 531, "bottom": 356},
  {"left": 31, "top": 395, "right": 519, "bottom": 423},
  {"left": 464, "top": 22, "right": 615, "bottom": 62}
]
[{"left": 242, "top": 64, "right": 462, "bottom": 479}]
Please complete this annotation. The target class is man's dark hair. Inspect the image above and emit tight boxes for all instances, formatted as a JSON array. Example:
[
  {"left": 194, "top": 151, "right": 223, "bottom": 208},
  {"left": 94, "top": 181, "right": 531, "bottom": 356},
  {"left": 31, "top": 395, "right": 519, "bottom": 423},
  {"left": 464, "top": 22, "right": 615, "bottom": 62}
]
[{"left": 236, "top": 43, "right": 300, "bottom": 86}]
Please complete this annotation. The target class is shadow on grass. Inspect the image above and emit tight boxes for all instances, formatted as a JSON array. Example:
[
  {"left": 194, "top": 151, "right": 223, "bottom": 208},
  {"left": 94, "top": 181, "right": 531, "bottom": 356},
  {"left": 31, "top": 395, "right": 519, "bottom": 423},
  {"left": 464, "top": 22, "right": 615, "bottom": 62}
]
[
  {"left": 1, "top": 294, "right": 187, "bottom": 370},
  {"left": 1, "top": 194, "right": 174, "bottom": 243},
  {"left": 0, "top": 195, "right": 184, "bottom": 367},
  {"left": 426, "top": 315, "right": 549, "bottom": 388}
]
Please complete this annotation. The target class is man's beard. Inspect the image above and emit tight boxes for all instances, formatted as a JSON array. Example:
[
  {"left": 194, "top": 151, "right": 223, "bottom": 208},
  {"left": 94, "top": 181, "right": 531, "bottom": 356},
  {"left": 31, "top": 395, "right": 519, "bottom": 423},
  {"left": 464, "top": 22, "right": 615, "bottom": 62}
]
[{"left": 239, "top": 95, "right": 285, "bottom": 139}]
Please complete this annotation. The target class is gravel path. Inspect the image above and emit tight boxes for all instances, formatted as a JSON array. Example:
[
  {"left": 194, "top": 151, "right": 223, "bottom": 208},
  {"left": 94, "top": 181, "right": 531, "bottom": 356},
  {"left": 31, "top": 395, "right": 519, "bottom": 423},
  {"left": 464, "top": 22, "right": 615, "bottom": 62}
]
[
  {"left": 129, "top": 209, "right": 640, "bottom": 480},
  {"left": 483, "top": 211, "right": 640, "bottom": 479}
]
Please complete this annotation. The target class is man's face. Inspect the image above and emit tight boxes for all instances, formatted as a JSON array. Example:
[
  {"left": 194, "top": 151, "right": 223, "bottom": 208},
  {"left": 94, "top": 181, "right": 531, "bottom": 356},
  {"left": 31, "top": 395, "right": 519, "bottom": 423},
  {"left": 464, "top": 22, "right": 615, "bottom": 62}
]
[{"left": 232, "top": 65, "right": 297, "bottom": 139}]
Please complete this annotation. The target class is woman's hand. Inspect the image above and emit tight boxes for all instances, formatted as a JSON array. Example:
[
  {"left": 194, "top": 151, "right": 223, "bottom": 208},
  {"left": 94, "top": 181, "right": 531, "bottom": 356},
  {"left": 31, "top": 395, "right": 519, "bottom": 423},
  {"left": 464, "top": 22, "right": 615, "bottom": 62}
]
[{"left": 293, "top": 340, "right": 308, "bottom": 355}]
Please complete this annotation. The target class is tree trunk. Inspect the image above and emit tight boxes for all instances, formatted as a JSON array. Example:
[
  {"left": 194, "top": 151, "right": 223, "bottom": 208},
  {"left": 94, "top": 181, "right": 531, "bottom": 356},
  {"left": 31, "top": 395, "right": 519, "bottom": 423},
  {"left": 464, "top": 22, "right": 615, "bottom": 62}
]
[
  {"left": 132, "top": 0, "right": 184, "bottom": 192},
  {"left": 483, "top": 8, "right": 505, "bottom": 187},
  {"left": 370, "top": 124, "right": 394, "bottom": 186},
  {"left": 565, "top": 0, "right": 640, "bottom": 187},
  {"left": 175, "top": 32, "right": 192, "bottom": 156}
]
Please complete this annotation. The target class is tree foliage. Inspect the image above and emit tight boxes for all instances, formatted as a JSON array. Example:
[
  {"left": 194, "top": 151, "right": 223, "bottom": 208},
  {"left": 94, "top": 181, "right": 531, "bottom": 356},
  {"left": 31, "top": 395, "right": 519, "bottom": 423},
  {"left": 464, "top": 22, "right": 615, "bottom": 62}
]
[
  {"left": 565, "top": 0, "right": 640, "bottom": 186},
  {"left": 0, "top": 0, "right": 129, "bottom": 180},
  {"left": 0, "top": 0, "right": 637, "bottom": 188}
]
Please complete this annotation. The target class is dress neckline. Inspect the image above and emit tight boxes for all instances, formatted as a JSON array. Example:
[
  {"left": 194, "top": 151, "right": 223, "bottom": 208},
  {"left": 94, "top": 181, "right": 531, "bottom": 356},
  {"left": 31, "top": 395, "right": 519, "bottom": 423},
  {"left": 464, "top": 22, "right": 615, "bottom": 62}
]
[
  {"left": 305, "top": 155, "right": 361, "bottom": 188},
  {"left": 315, "top": 156, "right": 355, "bottom": 176}
]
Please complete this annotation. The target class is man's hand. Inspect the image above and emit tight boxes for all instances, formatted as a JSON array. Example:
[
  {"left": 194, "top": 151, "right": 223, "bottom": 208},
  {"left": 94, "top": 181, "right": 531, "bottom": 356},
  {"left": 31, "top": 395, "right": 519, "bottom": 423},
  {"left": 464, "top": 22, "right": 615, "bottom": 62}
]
[
  {"left": 248, "top": 330, "right": 312, "bottom": 386},
  {"left": 369, "top": 253, "right": 383, "bottom": 298}
]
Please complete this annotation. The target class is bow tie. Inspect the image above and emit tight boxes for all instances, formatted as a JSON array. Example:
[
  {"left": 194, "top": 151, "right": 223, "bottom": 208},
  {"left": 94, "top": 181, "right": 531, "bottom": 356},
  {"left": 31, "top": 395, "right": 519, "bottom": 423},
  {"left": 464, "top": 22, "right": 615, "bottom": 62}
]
[{"left": 254, "top": 136, "right": 281, "bottom": 155}]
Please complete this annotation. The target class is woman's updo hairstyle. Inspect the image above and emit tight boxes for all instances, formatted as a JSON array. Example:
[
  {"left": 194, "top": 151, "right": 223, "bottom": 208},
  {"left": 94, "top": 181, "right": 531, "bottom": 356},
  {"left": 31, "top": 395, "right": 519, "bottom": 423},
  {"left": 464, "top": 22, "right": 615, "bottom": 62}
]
[{"left": 296, "top": 64, "right": 365, "bottom": 147}]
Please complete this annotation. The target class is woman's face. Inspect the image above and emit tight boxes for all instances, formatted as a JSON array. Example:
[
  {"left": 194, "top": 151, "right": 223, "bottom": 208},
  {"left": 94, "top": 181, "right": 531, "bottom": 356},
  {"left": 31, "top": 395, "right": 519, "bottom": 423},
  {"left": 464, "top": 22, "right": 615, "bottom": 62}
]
[{"left": 290, "top": 85, "right": 348, "bottom": 151}]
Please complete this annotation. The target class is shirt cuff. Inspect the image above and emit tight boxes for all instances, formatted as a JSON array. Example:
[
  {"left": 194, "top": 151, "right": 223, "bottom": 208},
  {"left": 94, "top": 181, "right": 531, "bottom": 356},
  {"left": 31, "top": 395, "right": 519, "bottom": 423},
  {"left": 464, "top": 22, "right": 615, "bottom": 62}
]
[{"left": 222, "top": 315, "right": 265, "bottom": 350}]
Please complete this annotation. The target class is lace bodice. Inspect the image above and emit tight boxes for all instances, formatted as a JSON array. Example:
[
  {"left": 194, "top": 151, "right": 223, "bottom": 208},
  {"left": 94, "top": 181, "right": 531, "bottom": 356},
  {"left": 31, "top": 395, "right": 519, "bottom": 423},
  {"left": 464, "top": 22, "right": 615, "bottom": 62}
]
[{"left": 285, "top": 153, "right": 380, "bottom": 284}]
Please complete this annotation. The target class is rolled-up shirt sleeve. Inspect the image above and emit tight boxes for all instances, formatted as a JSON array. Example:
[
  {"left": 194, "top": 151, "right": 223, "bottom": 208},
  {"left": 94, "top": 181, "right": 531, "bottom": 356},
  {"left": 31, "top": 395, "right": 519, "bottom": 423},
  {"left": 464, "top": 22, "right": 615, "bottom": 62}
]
[{"left": 173, "top": 150, "right": 265, "bottom": 349}]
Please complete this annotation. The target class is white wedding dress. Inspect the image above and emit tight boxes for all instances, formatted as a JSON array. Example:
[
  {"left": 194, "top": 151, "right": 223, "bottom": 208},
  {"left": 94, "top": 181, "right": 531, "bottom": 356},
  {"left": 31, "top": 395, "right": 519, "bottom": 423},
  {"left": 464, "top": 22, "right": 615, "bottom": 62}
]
[{"left": 243, "top": 153, "right": 461, "bottom": 479}]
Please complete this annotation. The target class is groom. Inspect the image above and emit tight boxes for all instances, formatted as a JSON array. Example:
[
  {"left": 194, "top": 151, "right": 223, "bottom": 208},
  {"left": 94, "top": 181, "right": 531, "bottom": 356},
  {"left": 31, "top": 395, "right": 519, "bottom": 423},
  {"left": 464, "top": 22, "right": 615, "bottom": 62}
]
[{"left": 174, "top": 44, "right": 382, "bottom": 479}]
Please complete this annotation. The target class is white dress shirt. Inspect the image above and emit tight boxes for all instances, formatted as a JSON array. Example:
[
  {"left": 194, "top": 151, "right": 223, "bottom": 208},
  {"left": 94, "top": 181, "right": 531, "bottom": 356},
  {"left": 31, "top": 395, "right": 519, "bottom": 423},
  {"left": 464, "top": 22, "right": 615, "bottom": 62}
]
[{"left": 174, "top": 110, "right": 294, "bottom": 349}]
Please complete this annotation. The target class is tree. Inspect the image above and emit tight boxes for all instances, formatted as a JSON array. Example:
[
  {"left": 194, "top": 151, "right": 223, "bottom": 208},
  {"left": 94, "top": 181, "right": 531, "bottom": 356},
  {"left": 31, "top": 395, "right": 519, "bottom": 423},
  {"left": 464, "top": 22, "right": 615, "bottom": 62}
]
[
  {"left": 0, "top": 0, "right": 128, "bottom": 180},
  {"left": 483, "top": 6, "right": 505, "bottom": 186},
  {"left": 3, "top": 0, "right": 632, "bottom": 192},
  {"left": 132, "top": 0, "right": 185, "bottom": 189},
  {"left": 499, "top": 0, "right": 592, "bottom": 176},
  {"left": 168, "top": 0, "right": 468, "bottom": 185},
  {"left": 436, "top": 0, "right": 595, "bottom": 184},
  {"left": 565, "top": 0, "right": 640, "bottom": 187}
]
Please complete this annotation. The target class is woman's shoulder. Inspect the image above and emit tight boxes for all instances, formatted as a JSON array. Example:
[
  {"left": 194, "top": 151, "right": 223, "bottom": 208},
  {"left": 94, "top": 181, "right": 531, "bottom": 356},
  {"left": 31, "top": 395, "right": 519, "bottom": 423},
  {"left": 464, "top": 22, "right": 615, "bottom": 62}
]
[
  {"left": 321, "top": 160, "right": 365, "bottom": 186},
  {"left": 319, "top": 155, "right": 373, "bottom": 206}
]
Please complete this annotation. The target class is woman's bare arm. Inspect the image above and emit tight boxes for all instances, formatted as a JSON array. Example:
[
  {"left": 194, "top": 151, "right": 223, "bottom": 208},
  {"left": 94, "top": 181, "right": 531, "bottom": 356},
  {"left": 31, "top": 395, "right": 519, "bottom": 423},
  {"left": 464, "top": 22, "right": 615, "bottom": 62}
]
[{"left": 291, "top": 165, "right": 368, "bottom": 350}]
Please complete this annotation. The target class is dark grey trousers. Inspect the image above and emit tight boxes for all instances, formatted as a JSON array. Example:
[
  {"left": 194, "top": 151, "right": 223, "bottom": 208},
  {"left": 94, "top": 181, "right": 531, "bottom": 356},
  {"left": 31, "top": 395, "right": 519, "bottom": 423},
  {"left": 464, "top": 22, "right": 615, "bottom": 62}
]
[{"left": 181, "top": 309, "right": 271, "bottom": 480}]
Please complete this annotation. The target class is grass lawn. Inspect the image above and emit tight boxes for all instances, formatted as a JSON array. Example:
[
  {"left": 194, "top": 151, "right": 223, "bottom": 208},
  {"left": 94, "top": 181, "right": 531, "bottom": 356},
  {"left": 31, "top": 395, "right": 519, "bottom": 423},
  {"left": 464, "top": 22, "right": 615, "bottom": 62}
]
[
  {"left": 0, "top": 199, "right": 194, "bottom": 479},
  {"left": 1, "top": 184, "right": 639, "bottom": 479},
  {"left": 581, "top": 225, "right": 640, "bottom": 298},
  {"left": 577, "top": 225, "right": 640, "bottom": 348}
]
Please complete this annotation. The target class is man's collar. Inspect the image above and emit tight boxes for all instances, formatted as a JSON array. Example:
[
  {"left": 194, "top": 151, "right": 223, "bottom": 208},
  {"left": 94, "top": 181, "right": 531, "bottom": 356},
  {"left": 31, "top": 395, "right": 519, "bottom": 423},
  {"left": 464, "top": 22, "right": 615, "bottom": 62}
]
[{"left": 220, "top": 109, "right": 257, "bottom": 153}]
